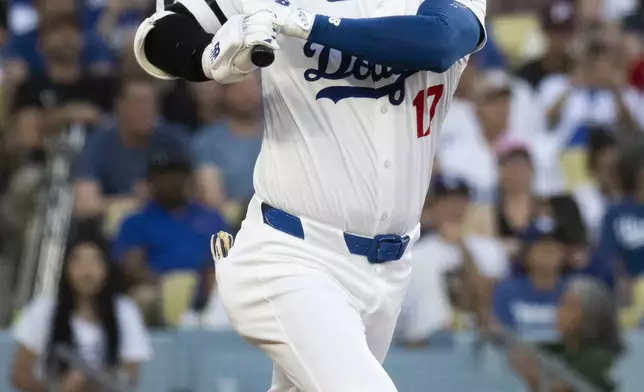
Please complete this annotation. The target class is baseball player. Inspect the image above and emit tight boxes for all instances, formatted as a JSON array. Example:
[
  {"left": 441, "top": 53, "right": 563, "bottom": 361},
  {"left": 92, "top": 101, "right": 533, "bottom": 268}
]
[{"left": 134, "top": 0, "right": 486, "bottom": 390}]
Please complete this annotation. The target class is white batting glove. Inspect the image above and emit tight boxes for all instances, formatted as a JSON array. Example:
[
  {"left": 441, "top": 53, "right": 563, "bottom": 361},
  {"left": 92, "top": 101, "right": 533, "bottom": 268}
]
[
  {"left": 210, "top": 231, "right": 235, "bottom": 263},
  {"left": 202, "top": 11, "right": 279, "bottom": 84},
  {"left": 241, "top": 0, "right": 316, "bottom": 40}
]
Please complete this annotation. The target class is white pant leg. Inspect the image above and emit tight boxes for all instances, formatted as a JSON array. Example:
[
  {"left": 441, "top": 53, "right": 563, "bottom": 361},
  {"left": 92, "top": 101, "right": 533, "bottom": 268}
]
[
  {"left": 364, "top": 261, "right": 412, "bottom": 363},
  {"left": 216, "top": 220, "right": 398, "bottom": 392},
  {"left": 268, "top": 364, "right": 299, "bottom": 392}
]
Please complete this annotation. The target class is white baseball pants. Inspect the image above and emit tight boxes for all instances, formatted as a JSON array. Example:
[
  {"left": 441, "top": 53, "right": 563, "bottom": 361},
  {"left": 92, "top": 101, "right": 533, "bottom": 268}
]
[{"left": 215, "top": 195, "right": 420, "bottom": 392}]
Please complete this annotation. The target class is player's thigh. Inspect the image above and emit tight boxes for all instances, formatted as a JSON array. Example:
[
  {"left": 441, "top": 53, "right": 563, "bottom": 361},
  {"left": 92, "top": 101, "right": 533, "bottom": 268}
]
[
  {"left": 256, "top": 275, "right": 396, "bottom": 392},
  {"left": 365, "top": 257, "right": 412, "bottom": 363},
  {"left": 216, "top": 239, "right": 397, "bottom": 391}
]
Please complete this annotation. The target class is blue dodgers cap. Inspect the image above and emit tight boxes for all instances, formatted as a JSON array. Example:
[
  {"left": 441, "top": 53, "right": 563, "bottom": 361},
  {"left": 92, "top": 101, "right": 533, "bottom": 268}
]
[{"left": 520, "top": 216, "right": 568, "bottom": 244}]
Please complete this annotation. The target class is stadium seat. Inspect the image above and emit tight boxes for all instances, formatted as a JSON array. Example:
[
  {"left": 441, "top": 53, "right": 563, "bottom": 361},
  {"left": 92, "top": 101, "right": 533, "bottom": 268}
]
[
  {"left": 620, "top": 278, "right": 644, "bottom": 330},
  {"left": 161, "top": 272, "right": 198, "bottom": 326},
  {"left": 490, "top": 14, "right": 543, "bottom": 66},
  {"left": 103, "top": 199, "right": 140, "bottom": 238}
]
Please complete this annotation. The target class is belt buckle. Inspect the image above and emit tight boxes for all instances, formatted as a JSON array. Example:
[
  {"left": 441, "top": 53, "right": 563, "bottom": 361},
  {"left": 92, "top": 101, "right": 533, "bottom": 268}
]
[{"left": 367, "top": 235, "right": 409, "bottom": 264}]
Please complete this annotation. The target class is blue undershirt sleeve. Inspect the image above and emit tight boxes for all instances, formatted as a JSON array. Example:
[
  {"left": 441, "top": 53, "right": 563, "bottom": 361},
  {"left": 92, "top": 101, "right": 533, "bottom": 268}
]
[{"left": 306, "top": 0, "right": 484, "bottom": 73}]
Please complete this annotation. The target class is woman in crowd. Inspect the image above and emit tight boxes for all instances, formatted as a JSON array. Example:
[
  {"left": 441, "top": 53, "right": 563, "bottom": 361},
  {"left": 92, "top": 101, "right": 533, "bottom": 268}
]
[
  {"left": 495, "top": 142, "right": 539, "bottom": 257},
  {"left": 554, "top": 276, "right": 622, "bottom": 391},
  {"left": 10, "top": 232, "right": 152, "bottom": 392}
]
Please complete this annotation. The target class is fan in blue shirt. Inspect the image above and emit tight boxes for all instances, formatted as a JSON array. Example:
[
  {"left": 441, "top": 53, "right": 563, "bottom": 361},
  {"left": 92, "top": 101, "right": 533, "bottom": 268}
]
[
  {"left": 596, "top": 155, "right": 644, "bottom": 278},
  {"left": 113, "top": 146, "right": 229, "bottom": 308},
  {"left": 493, "top": 217, "right": 568, "bottom": 344}
]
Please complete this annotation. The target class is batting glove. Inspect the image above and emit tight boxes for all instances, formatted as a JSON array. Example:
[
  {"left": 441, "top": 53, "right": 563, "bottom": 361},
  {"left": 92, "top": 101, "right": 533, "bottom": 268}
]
[
  {"left": 241, "top": 0, "right": 316, "bottom": 40},
  {"left": 202, "top": 11, "right": 279, "bottom": 83},
  {"left": 210, "top": 231, "right": 235, "bottom": 263}
]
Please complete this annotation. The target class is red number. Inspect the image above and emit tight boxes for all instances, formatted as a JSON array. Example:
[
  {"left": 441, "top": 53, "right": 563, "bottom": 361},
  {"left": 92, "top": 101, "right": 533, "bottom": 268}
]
[{"left": 413, "top": 84, "right": 444, "bottom": 138}]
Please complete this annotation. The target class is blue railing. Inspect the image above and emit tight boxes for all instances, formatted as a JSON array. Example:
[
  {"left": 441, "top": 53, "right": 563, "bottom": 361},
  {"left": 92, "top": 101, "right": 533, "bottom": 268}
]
[{"left": 0, "top": 330, "right": 641, "bottom": 392}]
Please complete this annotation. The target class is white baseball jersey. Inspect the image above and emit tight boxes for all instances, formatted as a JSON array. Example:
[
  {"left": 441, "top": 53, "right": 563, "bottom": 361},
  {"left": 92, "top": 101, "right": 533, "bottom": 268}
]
[{"left": 242, "top": 0, "right": 487, "bottom": 237}]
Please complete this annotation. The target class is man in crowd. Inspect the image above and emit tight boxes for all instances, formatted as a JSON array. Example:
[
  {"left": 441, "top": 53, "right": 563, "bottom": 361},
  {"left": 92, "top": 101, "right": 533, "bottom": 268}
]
[
  {"left": 73, "top": 77, "right": 189, "bottom": 228},
  {"left": 3, "top": 0, "right": 113, "bottom": 92},
  {"left": 10, "top": 13, "right": 116, "bottom": 160},
  {"left": 113, "top": 146, "right": 228, "bottom": 325},
  {"left": 193, "top": 73, "right": 262, "bottom": 224}
]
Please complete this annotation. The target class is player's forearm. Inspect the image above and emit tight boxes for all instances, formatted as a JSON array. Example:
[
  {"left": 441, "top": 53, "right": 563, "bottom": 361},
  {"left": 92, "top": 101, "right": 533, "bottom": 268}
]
[{"left": 305, "top": 0, "right": 482, "bottom": 72}]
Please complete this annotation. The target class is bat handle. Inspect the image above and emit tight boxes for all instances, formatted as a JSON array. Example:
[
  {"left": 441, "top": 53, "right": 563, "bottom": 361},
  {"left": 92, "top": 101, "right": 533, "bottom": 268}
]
[{"left": 251, "top": 45, "right": 275, "bottom": 68}]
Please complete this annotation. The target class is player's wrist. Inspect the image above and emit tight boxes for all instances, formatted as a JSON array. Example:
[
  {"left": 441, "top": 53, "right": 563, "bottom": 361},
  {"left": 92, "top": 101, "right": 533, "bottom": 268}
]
[{"left": 280, "top": 8, "right": 315, "bottom": 40}]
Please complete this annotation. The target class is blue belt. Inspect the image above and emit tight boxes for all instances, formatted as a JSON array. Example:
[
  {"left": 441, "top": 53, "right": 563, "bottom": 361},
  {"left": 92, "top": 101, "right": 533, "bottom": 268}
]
[{"left": 261, "top": 203, "right": 410, "bottom": 264}]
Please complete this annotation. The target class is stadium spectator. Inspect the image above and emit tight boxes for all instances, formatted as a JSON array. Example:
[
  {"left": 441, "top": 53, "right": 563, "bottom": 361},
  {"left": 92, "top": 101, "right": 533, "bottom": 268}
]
[
  {"left": 544, "top": 195, "right": 614, "bottom": 289},
  {"left": 398, "top": 176, "right": 508, "bottom": 345},
  {"left": 494, "top": 141, "right": 539, "bottom": 257},
  {"left": 494, "top": 217, "right": 569, "bottom": 391},
  {"left": 3, "top": 0, "right": 113, "bottom": 91},
  {"left": 439, "top": 70, "right": 513, "bottom": 203},
  {"left": 574, "top": 128, "right": 621, "bottom": 242},
  {"left": 10, "top": 14, "right": 116, "bottom": 161},
  {"left": 113, "top": 146, "right": 227, "bottom": 325},
  {"left": 72, "top": 77, "right": 189, "bottom": 223},
  {"left": 10, "top": 232, "right": 151, "bottom": 392},
  {"left": 596, "top": 149, "right": 644, "bottom": 280},
  {"left": 539, "top": 38, "right": 644, "bottom": 141},
  {"left": 440, "top": 70, "right": 547, "bottom": 202},
  {"left": 516, "top": 0, "right": 576, "bottom": 89},
  {"left": 554, "top": 277, "right": 622, "bottom": 391},
  {"left": 194, "top": 73, "right": 262, "bottom": 221},
  {"left": 493, "top": 217, "right": 567, "bottom": 343}
]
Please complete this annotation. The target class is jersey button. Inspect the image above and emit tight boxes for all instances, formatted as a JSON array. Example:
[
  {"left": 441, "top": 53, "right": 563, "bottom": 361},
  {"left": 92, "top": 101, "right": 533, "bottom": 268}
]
[
  {"left": 384, "top": 160, "right": 391, "bottom": 169},
  {"left": 381, "top": 213, "right": 388, "bottom": 221},
  {"left": 380, "top": 106, "right": 388, "bottom": 114}
]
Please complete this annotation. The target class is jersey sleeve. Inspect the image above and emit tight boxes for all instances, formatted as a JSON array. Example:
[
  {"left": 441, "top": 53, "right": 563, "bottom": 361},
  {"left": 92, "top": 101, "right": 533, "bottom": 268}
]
[{"left": 453, "top": 0, "right": 487, "bottom": 53}]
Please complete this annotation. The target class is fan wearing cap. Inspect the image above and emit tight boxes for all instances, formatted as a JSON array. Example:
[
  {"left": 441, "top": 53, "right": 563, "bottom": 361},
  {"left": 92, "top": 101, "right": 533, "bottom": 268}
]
[
  {"left": 493, "top": 217, "right": 567, "bottom": 339},
  {"left": 398, "top": 175, "right": 509, "bottom": 345},
  {"left": 493, "top": 217, "right": 568, "bottom": 390},
  {"left": 113, "top": 146, "right": 229, "bottom": 325}
]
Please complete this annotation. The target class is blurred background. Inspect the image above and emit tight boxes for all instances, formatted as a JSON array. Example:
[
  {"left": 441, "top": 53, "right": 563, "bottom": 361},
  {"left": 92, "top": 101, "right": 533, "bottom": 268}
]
[{"left": 0, "top": 0, "right": 642, "bottom": 391}]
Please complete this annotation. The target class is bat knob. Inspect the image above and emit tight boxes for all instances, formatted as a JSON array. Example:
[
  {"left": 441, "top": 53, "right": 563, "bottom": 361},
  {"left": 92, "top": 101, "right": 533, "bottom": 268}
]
[{"left": 251, "top": 45, "right": 275, "bottom": 68}]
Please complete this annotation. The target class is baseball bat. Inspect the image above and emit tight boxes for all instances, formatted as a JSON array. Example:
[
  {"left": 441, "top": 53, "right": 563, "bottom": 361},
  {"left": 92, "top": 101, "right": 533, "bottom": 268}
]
[{"left": 251, "top": 45, "right": 275, "bottom": 67}]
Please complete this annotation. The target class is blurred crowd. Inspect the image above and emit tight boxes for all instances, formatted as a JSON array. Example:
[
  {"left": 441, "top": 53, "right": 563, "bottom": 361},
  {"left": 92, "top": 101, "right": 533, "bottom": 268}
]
[{"left": 0, "top": 0, "right": 642, "bottom": 391}]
